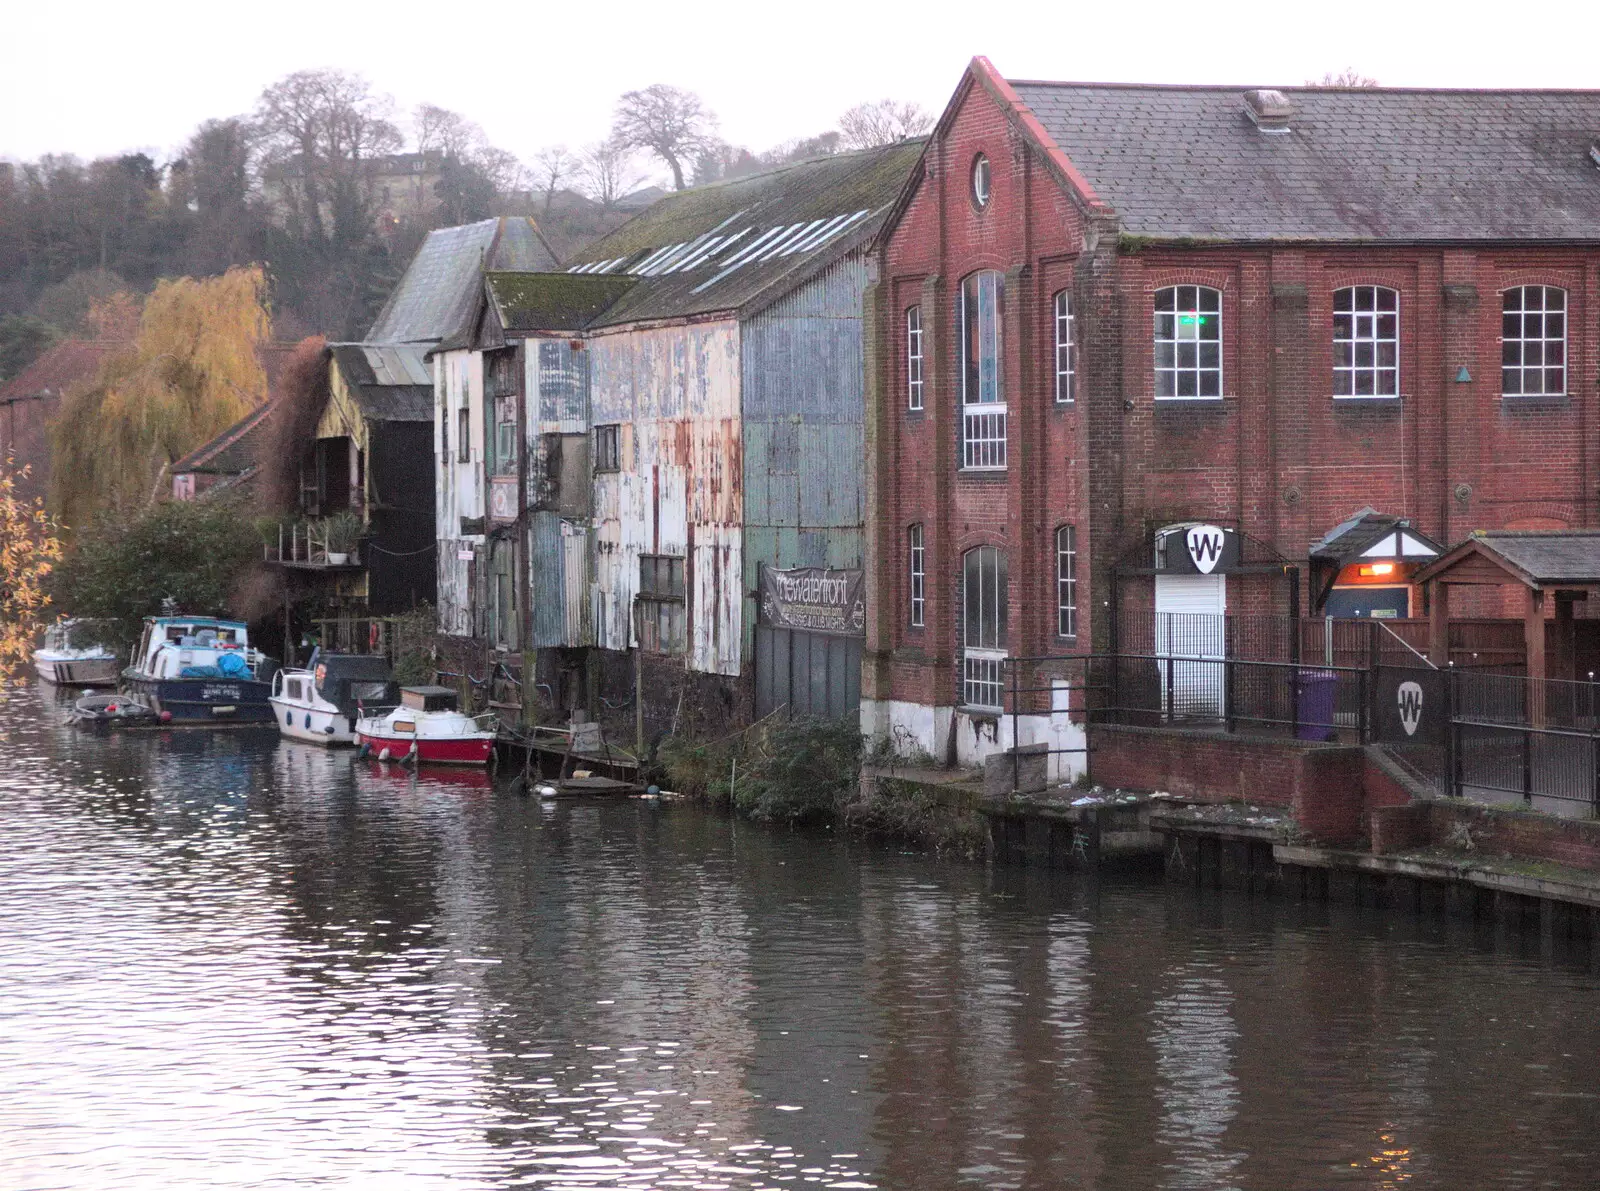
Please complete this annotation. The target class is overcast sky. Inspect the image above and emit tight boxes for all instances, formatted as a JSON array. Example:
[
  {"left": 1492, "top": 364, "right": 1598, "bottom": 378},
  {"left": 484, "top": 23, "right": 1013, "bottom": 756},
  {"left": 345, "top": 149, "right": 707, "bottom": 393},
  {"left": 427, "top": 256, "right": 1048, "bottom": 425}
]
[{"left": 4, "top": 0, "right": 1599, "bottom": 169}]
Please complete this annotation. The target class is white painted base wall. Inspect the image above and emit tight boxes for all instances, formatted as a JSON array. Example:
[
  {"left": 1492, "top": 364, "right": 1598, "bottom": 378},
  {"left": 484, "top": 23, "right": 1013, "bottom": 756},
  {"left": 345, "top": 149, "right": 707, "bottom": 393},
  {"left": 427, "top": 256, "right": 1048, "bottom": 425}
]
[{"left": 862, "top": 687, "right": 1086, "bottom": 784}]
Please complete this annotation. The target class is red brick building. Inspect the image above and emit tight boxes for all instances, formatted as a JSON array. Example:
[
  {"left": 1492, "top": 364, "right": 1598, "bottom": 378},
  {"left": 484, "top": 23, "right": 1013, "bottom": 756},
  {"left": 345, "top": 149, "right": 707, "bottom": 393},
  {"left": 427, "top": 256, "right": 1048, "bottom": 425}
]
[{"left": 861, "top": 58, "right": 1600, "bottom": 768}]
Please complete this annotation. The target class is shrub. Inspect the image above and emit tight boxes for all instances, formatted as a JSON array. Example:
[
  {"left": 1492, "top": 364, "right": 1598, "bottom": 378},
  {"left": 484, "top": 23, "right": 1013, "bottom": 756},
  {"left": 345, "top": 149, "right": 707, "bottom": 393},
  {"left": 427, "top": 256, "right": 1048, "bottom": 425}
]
[{"left": 735, "top": 715, "right": 863, "bottom": 825}]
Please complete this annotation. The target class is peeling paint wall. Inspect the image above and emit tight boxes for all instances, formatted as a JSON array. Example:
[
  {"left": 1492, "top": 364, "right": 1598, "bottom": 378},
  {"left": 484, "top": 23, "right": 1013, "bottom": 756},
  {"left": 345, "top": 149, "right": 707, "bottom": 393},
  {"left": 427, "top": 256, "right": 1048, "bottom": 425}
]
[
  {"left": 587, "top": 321, "right": 743, "bottom": 677},
  {"left": 740, "top": 254, "right": 870, "bottom": 656},
  {"left": 435, "top": 349, "right": 484, "bottom": 636}
]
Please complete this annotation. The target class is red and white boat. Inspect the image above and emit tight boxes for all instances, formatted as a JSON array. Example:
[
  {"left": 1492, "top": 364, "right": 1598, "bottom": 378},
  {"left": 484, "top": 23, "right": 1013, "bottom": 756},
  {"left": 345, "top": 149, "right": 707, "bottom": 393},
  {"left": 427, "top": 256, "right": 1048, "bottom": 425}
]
[{"left": 355, "top": 685, "right": 496, "bottom": 766}]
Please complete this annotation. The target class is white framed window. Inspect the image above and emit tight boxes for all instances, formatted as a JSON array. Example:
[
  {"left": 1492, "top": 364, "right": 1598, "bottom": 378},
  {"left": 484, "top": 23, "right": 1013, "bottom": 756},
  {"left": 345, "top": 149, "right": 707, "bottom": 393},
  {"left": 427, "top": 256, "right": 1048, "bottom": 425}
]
[
  {"left": 1056, "top": 525, "right": 1077, "bottom": 638},
  {"left": 1054, "top": 290, "right": 1076, "bottom": 403},
  {"left": 906, "top": 305, "right": 924, "bottom": 411},
  {"left": 1154, "top": 285, "right": 1222, "bottom": 399},
  {"left": 962, "top": 545, "right": 1007, "bottom": 710},
  {"left": 908, "top": 524, "right": 925, "bottom": 627},
  {"left": 960, "top": 271, "right": 1006, "bottom": 469},
  {"left": 1502, "top": 285, "right": 1567, "bottom": 397},
  {"left": 971, "top": 154, "right": 991, "bottom": 208},
  {"left": 1334, "top": 286, "right": 1398, "bottom": 397}
]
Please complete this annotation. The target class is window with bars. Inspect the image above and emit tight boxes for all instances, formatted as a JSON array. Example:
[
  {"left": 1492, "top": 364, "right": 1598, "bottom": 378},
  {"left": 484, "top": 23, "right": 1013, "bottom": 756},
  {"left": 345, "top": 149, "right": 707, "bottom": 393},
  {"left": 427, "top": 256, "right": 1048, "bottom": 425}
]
[
  {"left": 1154, "top": 285, "right": 1222, "bottom": 399},
  {"left": 1054, "top": 290, "right": 1076, "bottom": 403},
  {"left": 962, "top": 545, "right": 1007, "bottom": 710},
  {"left": 908, "top": 524, "right": 925, "bottom": 627},
  {"left": 1333, "top": 286, "right": 1398, "bottom": 397},
  {"left": 594, "top": 423, "right": 620, "bottom": 472},
  {"left": 1056, "top": 525, "right": 1077, "bottom": 638},
  {"left": 906, "top": 305, "right": 924, "bottom": 411},
  {"left": 636, "top": 554, "right": 686, "bottom": 655},
  {"left": 1502, "top": 286, "right": 1567, "bottom": 397},
  {"left": 960, "top": 271, "right": 1006, "bottom": 469}
]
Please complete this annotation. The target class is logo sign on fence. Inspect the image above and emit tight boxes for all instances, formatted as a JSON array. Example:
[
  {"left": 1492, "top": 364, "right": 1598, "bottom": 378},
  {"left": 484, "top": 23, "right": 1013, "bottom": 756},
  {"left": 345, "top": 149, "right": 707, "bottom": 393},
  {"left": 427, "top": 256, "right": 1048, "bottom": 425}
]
[
  {"left": 1397, "top": 681, "right": 1424, "bottom": 736},
  {"left": 1156, "top": 523, "right": 1241, "bottom": 575},
  {"left": 760, "top": 567, "right": 866, "bottom": 637},
  {"left": 1374, "top": 666, "right": 1446, "bottom": 747}
]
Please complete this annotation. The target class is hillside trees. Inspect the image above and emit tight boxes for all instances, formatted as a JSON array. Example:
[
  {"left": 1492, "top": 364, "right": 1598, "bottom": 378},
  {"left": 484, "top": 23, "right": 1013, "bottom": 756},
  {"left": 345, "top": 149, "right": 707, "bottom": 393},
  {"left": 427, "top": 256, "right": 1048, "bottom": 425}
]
[
  {"left": 49, "top": 266, "right": 271, "bottom": 530},
  {"left": 612, "top": 84, "right": 717, "bottom": 190}
]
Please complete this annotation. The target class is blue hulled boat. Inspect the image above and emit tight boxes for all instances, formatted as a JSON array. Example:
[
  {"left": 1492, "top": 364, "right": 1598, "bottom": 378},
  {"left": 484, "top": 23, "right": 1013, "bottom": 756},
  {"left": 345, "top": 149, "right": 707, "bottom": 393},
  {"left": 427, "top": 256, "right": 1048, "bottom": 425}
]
[{"left": 123, "top": 616, "right": 276, "bottom": 725}]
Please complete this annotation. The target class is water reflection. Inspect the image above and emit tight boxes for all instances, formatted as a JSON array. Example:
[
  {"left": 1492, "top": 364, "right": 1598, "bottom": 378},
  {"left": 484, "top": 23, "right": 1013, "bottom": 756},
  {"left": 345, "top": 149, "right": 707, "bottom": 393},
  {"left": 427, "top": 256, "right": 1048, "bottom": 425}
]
[{"left": 3, "top": 682, "right": 1600, "bottom": 1189}]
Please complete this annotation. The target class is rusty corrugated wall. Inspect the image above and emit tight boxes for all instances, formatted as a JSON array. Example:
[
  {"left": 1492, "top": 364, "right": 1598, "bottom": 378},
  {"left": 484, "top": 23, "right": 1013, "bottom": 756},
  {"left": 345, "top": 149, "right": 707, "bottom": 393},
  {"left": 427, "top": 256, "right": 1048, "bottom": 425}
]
[{"left": 587, "top": 321, "right": 743, "bottom": 677}]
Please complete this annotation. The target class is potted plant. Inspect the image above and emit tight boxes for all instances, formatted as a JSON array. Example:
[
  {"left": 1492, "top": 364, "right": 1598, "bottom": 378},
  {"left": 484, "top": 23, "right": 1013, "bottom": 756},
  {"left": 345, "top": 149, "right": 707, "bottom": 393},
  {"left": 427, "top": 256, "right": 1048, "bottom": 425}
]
[{"left": 323, "top": 510, "right": 363, "bottom": 565}]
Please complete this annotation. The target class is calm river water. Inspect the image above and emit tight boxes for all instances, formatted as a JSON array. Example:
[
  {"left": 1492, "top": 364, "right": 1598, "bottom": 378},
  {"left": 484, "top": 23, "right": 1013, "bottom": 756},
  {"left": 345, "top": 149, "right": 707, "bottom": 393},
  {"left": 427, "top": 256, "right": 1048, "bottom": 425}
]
[{"left": 4, "top": 683, "right": 1600, "bottom": 1190}]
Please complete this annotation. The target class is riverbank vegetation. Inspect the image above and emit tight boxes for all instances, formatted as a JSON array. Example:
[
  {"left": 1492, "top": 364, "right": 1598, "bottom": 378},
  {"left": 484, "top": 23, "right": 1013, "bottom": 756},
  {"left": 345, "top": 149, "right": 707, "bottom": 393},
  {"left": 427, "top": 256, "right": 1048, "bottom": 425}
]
[
  {"left": 0, "top": 457, "right": 63, "bottom": 681},
  {"left": 658, "top": 716, "right": 985, "bottom": 858}
]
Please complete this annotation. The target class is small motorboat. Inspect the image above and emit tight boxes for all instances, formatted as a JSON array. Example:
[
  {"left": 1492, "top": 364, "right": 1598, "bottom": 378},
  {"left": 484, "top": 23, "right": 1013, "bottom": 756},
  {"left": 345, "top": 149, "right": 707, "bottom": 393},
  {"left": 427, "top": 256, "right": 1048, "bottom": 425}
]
[
  {"left": 269, "top": 653, "right": 398, "bottom": 745},
  {"left": 123, "top": 616, "right": 276, "bottom": 724},
  {"left": 70, "top": 692, "right": 156, "bottom": 726},
  {"left": 355, "top": 685, "right": 496, "bottom": 766},
  {"left": 34, "top": 619, "right": 119, "bottom": 687}
]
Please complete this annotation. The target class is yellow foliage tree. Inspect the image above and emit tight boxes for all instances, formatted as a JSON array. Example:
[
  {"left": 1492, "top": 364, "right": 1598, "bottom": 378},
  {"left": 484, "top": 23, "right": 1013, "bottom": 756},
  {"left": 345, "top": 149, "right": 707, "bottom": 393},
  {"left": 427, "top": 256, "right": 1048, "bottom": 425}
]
[
  {"left": 50, "top": 265, "right": 272, "bottom": 530},
  {"left": 0, "top": 456, "right": 64, "bottom": 683}
]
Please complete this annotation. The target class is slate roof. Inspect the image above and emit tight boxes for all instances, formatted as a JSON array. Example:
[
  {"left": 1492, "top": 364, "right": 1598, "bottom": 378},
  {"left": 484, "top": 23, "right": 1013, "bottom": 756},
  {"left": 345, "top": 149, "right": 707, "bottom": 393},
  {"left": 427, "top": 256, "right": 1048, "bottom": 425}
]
[
  {"left": 1418, "top": 531, "right": 1600, "bottom": 588},
  {"left": 367, "top": 216, "right": 560, "bottom": 345},
  {"left": 1009, "top": 81, "right": 1600, "bottom": 242},
  {"left": 329, "top": 343, "right": 433, "bottom": 422},
  {"left": 1310, "top": 510, "right": 1442, "bottom": 563},
  {"left": 560, "top": 141, "right": 924, "bottom": 327},
  {"left": 170, "top": 400, "right": 275, "bottom": 475}
]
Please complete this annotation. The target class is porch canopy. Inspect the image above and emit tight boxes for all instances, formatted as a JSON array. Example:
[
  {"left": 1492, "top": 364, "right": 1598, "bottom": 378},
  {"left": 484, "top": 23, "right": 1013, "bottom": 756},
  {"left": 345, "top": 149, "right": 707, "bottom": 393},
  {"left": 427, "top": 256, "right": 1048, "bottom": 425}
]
[{"left": 1412, "top": 531, "right": 1600, "bottom": 685}]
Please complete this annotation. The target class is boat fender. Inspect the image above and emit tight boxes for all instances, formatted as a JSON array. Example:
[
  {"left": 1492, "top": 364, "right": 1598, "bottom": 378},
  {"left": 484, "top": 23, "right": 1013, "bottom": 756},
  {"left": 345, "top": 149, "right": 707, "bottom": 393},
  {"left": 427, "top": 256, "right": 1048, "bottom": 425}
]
[
  {"left": 379, "top": 747, "right": 391, "bottom": 761},
  {"left": 159, "top": 710, "right": 172, "bottom": 723},
  {"left": 357, "top": 743, "right": 370, "bottom": 758},
  {"left": 537, "top": 784, "right": 558, "bottom": 799}
]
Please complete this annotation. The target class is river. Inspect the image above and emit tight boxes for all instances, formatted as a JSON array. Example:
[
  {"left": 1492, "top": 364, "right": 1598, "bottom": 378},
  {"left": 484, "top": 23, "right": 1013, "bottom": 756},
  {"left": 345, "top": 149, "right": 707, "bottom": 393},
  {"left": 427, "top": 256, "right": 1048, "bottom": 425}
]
[{"left": 3, "top": 683, "right": 1599, "bottom": 1190}]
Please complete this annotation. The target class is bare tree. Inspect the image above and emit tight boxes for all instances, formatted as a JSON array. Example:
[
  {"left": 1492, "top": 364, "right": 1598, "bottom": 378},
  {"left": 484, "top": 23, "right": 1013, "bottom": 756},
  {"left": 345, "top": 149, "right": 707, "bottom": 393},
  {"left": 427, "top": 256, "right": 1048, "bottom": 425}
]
[
  {"left": 578, "top": 138, "right": 647, "bottom": 210},
  {"left": 1307, "top": 69, "right": 1379, "bottom": 87},
  {"left": 413, "top": 104, "right": 484, "bottom": 160},
  {"left": 532, "top": 145, "right": 578, "bottom": 214},
  {"left": 612, "top": 84, "right": 716, "bottom": 190},
  {"left": 838, "top": 99, "right": 932, "bottom": 151}
]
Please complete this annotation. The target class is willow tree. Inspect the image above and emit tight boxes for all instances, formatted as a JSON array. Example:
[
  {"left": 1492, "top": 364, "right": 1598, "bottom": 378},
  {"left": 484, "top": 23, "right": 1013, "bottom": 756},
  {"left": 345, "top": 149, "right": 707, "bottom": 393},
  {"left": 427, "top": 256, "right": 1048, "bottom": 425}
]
[
  {"left": 0, "top": 457, "right": 63, "bottom": 682},
  {"left": 50, "top": 265, "right": 271, "bottom": 531}
]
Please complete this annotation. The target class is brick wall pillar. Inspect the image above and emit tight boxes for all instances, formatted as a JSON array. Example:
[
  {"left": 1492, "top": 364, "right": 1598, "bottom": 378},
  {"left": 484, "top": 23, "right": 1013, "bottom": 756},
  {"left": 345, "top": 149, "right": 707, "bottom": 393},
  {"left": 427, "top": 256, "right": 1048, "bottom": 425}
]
[
  {"left": 1440, "top": 255, "right": 1481, "bottom": 542},
  {"left": 861, "top": 276, "right": 892, "bottom": 703},
  {"left": 1079, "top": 216, "right": 1125, "bottom": 654}
]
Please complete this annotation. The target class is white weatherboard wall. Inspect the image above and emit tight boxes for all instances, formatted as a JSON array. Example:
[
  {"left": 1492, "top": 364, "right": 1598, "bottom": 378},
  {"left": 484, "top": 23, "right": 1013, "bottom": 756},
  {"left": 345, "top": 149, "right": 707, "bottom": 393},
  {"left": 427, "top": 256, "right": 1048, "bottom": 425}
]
[
  {"left": 587, "top": 321, "right": 743, "bottom": 677},
  {"left": 434, "top": 349, "right": 485, "bottom": 637}
]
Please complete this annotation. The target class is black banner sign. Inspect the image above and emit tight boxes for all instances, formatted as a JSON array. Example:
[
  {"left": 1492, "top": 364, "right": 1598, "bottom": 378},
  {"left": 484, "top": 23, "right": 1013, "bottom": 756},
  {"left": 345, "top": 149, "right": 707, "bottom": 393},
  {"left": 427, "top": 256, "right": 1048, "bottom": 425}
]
[
  {"left": 1156, "top": 523, "right": 1242, "bottom": 575},
  {"left": 760, "top": 567, "right": 866, "bottom": 637},
  {"left": 1372, "top": 665, "right": 1448, "bottom": 749}
]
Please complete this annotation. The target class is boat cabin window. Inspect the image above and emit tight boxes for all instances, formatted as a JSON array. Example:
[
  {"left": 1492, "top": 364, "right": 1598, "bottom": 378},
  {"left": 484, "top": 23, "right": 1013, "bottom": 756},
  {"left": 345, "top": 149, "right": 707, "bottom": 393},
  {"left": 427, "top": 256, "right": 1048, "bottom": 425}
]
[{"left": 286, "top": 679, "right": 303, "bottom": 700}]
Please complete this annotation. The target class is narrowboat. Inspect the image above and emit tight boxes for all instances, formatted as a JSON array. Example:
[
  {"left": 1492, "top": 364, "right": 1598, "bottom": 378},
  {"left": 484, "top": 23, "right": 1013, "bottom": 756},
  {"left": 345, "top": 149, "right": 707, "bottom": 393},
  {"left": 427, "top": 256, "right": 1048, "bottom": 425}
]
[
  {"left": 123, "top": 616, "right": 275, "bottom": 724},
  {"left": 34, "top": 619, "right": 119, "bottom": 687},
  {"left": 355, "top": 685, "right": 496, "bottom": 766},
  {"left": 269, "top": 654, "right": 397, "bottom": 745}
]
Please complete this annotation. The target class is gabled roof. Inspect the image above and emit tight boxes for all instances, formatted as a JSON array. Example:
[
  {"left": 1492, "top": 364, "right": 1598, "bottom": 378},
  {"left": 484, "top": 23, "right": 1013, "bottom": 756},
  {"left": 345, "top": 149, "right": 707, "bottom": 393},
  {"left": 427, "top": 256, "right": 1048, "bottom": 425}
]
[
  {"left": 484, "top": 273, "right": 640, "bottom": 335},
  {"left": 1311, "top": 511, "right": 1441, "bottom": 564},
  {"left": 329, "top": 343, "right": 433, "bottom": 422},
  {"left": 988, "top": 64, "right": 1600, "bottom": 243},
  {"left": 367, "top": 216, "right": 560, "bottom": 346},
  {"left": 559, "top": 142, "right": 923, "bottom": 327},
  {"left": 170, "top": 400, "right": 276, "bottom": 476},
  {"left": 1415, "top": 531, "right": 1600, "bottom": 589}
]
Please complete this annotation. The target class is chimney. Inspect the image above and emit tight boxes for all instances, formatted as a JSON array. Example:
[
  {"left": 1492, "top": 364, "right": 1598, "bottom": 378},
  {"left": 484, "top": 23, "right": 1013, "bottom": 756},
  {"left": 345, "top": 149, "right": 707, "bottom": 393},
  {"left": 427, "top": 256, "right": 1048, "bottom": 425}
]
[{"left": 1244, "top": 89, "right": 1293, "bottom": 134}]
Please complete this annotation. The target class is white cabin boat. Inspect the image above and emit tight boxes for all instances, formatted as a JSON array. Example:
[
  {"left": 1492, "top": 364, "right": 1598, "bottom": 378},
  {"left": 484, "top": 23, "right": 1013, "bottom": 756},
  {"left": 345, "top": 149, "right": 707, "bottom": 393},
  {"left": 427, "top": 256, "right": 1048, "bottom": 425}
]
[
  {"left": 34, "top": 620, "right": 119, "bottom": 687},
  {"left": 355, "top": 686, "right": 496, "bottom": 766},
  {"left": 270, "top": 654, "right": 397, "bottom": 745},
  {"left": 124, "top": 616, "right": 274, "bottom": 723}
]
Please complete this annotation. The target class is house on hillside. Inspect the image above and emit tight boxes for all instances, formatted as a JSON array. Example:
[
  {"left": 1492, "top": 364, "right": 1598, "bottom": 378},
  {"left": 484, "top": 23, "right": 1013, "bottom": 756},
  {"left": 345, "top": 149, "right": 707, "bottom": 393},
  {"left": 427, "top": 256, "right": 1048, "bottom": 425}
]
[
  {"left": 862, "top": 58, "right": 1600, "bottom": 771},
  {"left": 431, "top": 143, "right": 922, "bottom": 734},
  {"left": 0, "top": 339, "right": 126, "bottom": 506}
]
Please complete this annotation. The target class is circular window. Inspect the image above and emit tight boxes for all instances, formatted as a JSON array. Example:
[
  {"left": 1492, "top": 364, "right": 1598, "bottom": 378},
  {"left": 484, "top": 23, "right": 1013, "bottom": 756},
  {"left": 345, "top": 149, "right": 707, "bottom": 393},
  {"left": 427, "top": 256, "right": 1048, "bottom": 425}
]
[{"left": 971, "top": 154, "right": 991, "bottom": 209}]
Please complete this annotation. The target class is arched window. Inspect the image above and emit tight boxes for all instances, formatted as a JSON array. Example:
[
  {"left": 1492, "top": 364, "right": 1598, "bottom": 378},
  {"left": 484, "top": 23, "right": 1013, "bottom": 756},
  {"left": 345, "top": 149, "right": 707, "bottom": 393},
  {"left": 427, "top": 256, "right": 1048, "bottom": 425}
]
[
  {"left": 1154, "top": 285, "right": 1221, "bottom": 399},
  {"left": 1333, "top": 286, "right": 1398, "bottom": 397},
  {"left": 1502, "top": 286, "right": 1567, "bottom": 396},
  {"left": 1056, "top": 525, "right": 1077, "bottom": 638},
  {"left": 908, "top": 524, "right": 925, "bottom": 627},
  {"left": 962, "top": 545, "right": 1008, "bottom": 709},
  {"left": 1054, "top": 290, "right": 1076, "bottom": 403},
  {"left": 971, "top": 154, "right": 991, "bottom": 208},
  {"left": 960, "top": 271, "right": 1006, "bottom": 468},
  {"left": 906, "top": 305, "right": 924, "bottom": 411}
]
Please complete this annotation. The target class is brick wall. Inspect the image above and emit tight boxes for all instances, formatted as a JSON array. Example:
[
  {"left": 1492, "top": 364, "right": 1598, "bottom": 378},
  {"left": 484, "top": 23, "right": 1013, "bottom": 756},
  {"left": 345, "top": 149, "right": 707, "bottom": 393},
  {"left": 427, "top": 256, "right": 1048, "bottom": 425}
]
[
  {"left": 867, "top": 62, "right": 1600, "bottom": 727},
  {"left": 1372, "top": 799, "right": 1600, "bottom": 870}
]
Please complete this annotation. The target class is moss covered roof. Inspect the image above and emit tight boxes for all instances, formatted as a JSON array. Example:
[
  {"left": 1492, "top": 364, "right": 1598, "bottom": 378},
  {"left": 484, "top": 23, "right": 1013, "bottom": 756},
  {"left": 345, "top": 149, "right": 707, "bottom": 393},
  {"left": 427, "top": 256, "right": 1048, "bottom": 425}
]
[{"left": 485, "top": 272, "right": 640, "bottom": 333}]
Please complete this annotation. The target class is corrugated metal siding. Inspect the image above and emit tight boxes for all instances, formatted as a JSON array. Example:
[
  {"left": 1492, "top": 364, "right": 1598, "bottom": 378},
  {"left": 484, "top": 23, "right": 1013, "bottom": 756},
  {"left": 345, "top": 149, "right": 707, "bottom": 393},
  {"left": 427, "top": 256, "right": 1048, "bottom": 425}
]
[
  {"left": 529, "top": 512, "right": 565, "bottom": 647},
  {"left": 739, "top": 255, "right": 870, "bottom": 656},
  {"left": 587, "top": 322, "right": 743, "bottom": 676},
  {"left": 434, "top": 350, "right": 485, "bottom": 636}
]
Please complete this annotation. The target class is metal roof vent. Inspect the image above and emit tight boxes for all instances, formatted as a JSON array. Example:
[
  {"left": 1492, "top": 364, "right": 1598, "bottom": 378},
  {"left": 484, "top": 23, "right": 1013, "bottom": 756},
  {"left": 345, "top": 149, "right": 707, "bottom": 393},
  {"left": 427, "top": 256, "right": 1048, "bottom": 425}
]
[{"left": 1244, "top": 89, "right": 1293, "bottom": 134}]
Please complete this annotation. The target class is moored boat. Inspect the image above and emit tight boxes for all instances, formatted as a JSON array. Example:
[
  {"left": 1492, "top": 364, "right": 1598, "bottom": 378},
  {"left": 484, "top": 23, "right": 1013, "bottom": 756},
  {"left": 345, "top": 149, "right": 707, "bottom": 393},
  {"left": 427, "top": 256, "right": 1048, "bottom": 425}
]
[
  {"left": 355, "top": 685, "right": 495, "bottom": 766},
  {"left": 269, "top": 654, "right": 397, "bottom": 745},
  {"left": 69, "top": 692, "right": 156, "bottom": 726},
  {"left": 123, "top": 616, "right": 276, "bottom": 725},
  {"left": 34, "top": 620, "right": 119, "bottom": 687}
]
